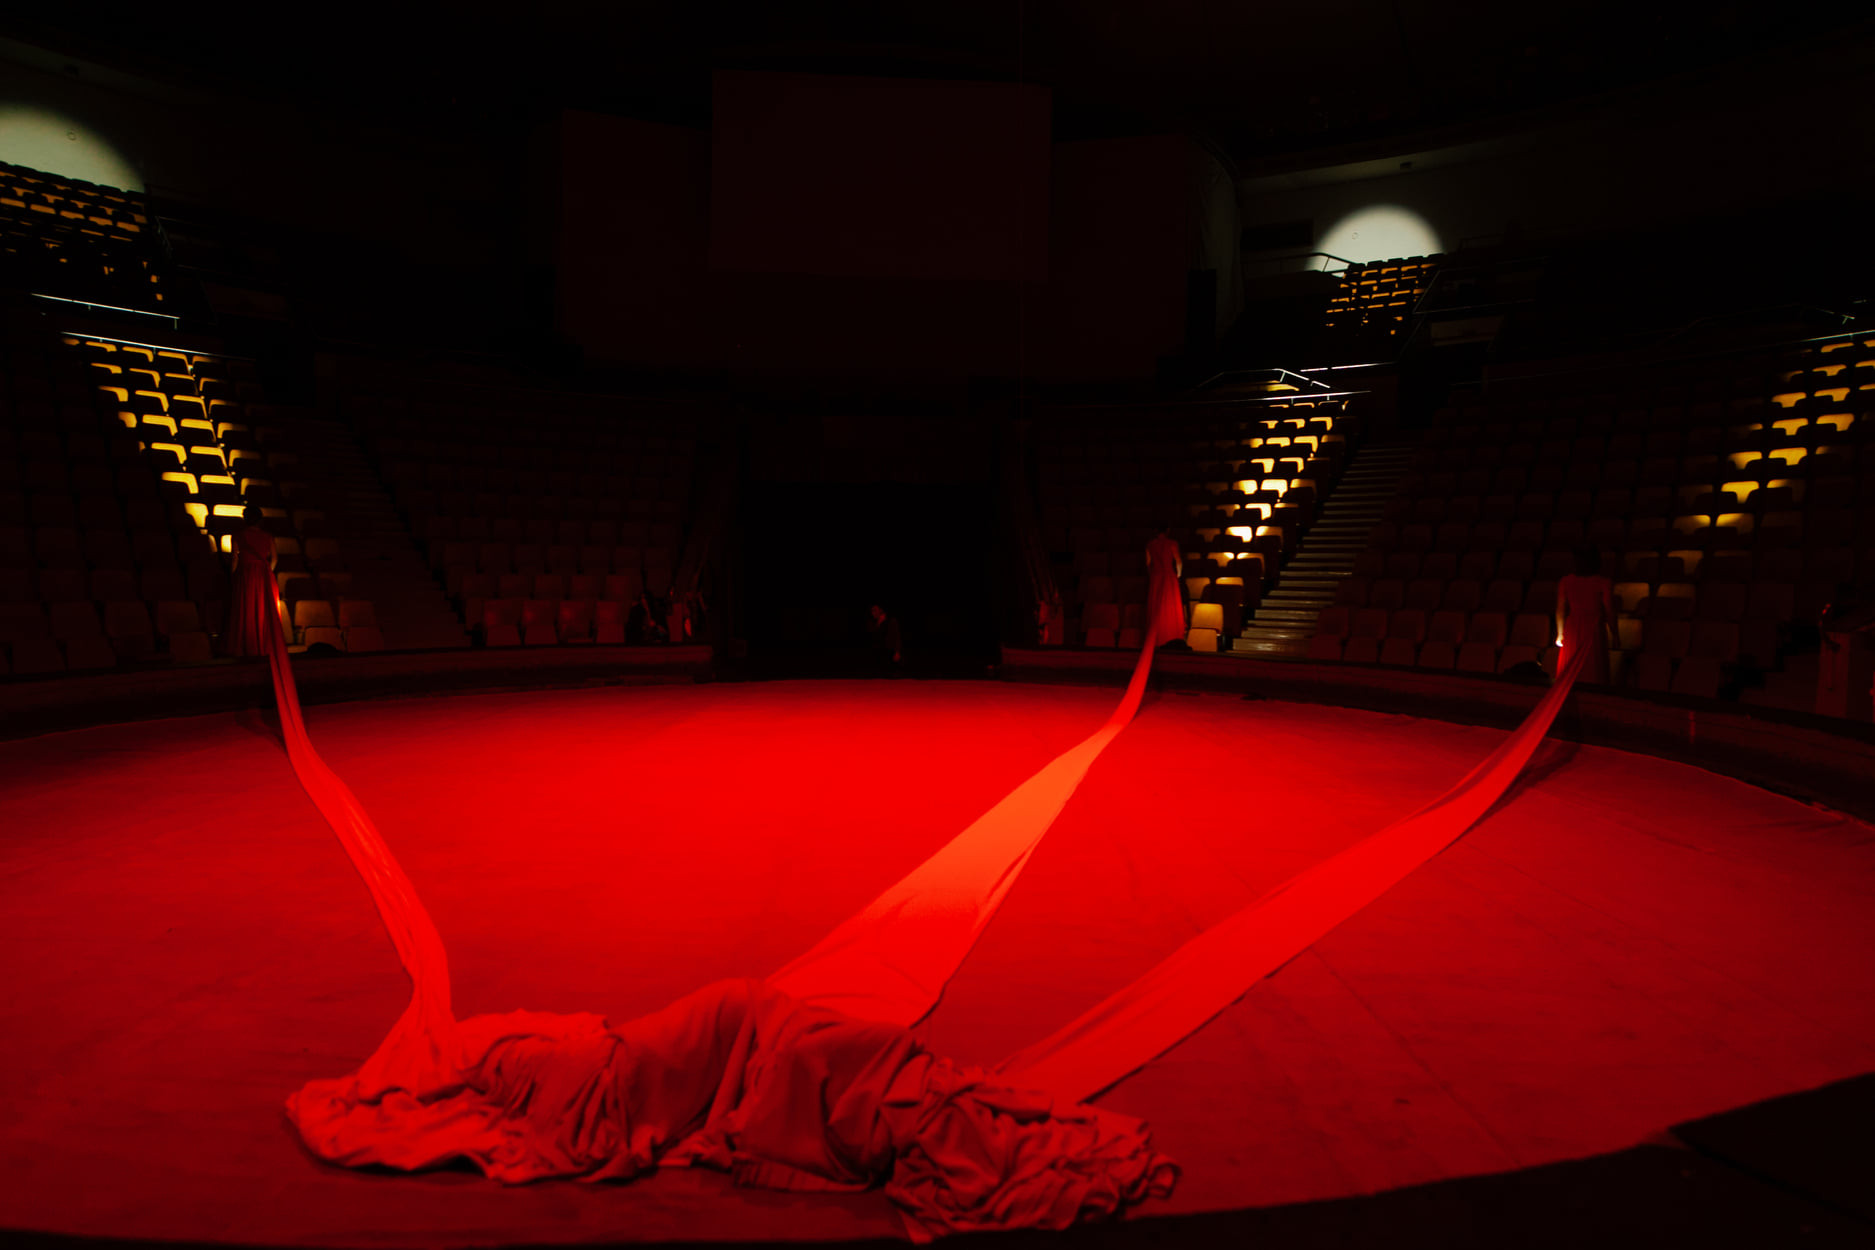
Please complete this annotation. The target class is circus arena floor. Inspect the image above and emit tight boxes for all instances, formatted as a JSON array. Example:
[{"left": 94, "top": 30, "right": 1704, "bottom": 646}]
[{"left": 2, "top": 678, "right": 1872, "bottom": 1248}]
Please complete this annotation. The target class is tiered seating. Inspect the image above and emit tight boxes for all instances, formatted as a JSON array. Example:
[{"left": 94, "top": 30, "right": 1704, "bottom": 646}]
[
  {"left": 356, "top": 392, "right": 695, "bottom": 646},
  {"left": 0, "top": 161, "right": 168, "bottom": 311},
  {"left": 1035, "top": 394, "right": 1361, "bottom": 651},
  {"left": 15, "top": 331, "right": 383, "bottom": 663},
  {"left": 1, "top": 323, "right": 227, "bottom": 675},
  {"left": 1313, "top": 334, "right": 1875, "bottom": 698},
  {"left": 1322, "top": 255, "right": 1440, "bottom": 345}
]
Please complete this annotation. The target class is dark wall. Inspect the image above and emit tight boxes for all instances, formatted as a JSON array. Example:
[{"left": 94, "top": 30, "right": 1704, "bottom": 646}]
[
  {"left": 736, "top": 478, "right": 999, "bottom": 671},
  {"left": 709, "top": 70, "right": 1049, "bottom": 282},
  {"left": 0, "top": 49, "right": 512, "bottom": 265},
  {"left": 553, "top": 108, "right": 1190, "bottom": 382},
  {"left": 1238, "top": 35, "right": 1875, "bottom": 266}
]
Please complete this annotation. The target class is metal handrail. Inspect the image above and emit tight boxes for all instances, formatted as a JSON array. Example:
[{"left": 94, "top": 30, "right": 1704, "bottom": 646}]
[
  {"left": 1243, "top": 250, "right": 1362, "bottom": 276},
  {"left": 32, "top": 292, "right": 180, "bottom": 327},
  {"left": 1193, "top": 366, "right": 1333, "bottom": 392},
  {"left": 1038, "top": 387, "right": 1371, "bottom": 413}
]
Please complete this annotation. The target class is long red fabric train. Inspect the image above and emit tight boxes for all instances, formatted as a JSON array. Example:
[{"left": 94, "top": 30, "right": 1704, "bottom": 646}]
[
  {"left": 765, "top": 637, "right": 1157, "bottom": 1026},
  {"left": 268, "top": 547, "right": 1584, "bottom": 1241},
  {"left": 277, "top": 570, "right": 1175, "bottom": 1240},
  {"left": 1001, "top": 643, "right": 1590, "bottom": 1104}
]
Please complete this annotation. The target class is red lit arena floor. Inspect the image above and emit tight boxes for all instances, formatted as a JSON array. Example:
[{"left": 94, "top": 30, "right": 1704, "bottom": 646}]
[{"left": 2, "top": 680, "right": 1873, "bottom": 1247}]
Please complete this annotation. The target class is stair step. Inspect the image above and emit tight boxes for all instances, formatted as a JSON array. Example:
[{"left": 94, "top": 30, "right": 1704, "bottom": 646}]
[
  {"left": 1253, "top": 609, "right": 1323, "bottom": 627},
  {"left": 1238, "top": 629, "right": 1315, "bottom": 645},
  {"left": 1232, "top": 640, "right": 1306, "bottom": 657}
]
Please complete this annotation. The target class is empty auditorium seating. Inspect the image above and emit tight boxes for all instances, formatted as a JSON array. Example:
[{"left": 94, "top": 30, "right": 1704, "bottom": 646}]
[
  {"left": 1334, "top": 329, "right": 1874, "bottom": 703},
  {"left": 1322, "top": 256, "right": 1442, "bottom": 349},
  {"left": 346, "top": 379, "right": 698, "bottom": 646},
  {"left": 0, "top": 160, "right": 169, "bottom": 313},
  {"left": 0, "top": 322, "right": 272, "bottom": 672}
]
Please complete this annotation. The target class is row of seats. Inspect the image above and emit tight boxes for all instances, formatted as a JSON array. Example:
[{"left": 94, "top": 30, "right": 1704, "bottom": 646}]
[
  {"left": 424, "top": 516, "right": 678, "bottom": 546},
  {"left": 1, "top": 560, "right": 219, "bottom": 604},
  {"left": 285, "top": 597, "right": 382, "bottom": 653},
  {"left": 344, "top": 379, "right": 704, "bottom": 643},
  {"left": 1307, "top": 609, "right": 1744, "bottom": 699},
  {"left": 1317, "top": 605, "right": 1762, "bottom": 662},
  {"left": 1323, "top": 255, "right": 1440, "bottom": 339},
  {"left": 382, "top": 447, "right": 692, "bottom": 483},
  {"left": 0, "top": 597, "right": 214, "bottom": 673},
  {"left": 460, "top": 570, "right": 650, "bottom": 607},
  {"left": 0, "top": 160, "right": 166, "bottom": 311},
  {"left": 434, "top": 542, "right": 673, "bottom": 589},
  {"left": 476, "top": 597, "right": 656, "bottom": 647}
]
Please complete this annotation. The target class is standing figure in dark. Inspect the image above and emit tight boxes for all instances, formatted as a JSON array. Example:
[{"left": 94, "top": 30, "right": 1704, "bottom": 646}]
[
  {"left": 225, "top": 504, "right": 278, "bottom": 657},
  {"left": 1555, "top": 543, "right": 1616, "bottom": 684},
  {"left": 868, "top": 603, "right": 902, "bottom": 675}
]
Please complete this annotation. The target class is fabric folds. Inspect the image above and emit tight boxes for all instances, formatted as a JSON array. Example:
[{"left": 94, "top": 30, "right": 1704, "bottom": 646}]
[
  {"left": 291, "top": 979, "right": 1175, "bottom": 1241},
  {"left": 270, "top": 527, "right": 1587, "bottom": 1239}
]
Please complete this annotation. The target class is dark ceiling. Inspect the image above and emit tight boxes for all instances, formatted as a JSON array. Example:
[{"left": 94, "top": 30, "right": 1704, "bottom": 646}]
[{"left": 8, "top": 2, "right": 1874, "bottom": 165}]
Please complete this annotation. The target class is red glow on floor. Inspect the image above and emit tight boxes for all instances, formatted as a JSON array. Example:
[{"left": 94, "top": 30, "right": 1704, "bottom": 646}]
[{"left": 2, "top": 680, "right": 1873, "bottom": 1245}]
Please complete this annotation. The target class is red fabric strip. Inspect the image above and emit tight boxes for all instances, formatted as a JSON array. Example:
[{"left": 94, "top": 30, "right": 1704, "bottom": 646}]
[
  {"left": 767, "top": 633, "right": 1159, "bottom": 1026},
  {"left": 255, "top": 576, "right": 465, "bottom": 1103},
  {"left": 998, "top": 645, "right": 1590, "bottom": 1105}
]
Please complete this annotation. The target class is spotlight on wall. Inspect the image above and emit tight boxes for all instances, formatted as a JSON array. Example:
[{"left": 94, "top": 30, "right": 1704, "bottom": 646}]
[
  {"left": 0, "top": 105, "right": 142, "bottom": 191},
  {"left": 1317, "top": 205, "right": 1440, "bottom": 267}
]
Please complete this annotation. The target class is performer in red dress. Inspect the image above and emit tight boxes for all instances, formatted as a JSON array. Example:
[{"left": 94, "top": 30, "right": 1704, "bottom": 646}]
[
  {"left": 1144, "top": 529, "right": 1187, "bottom": 648},
  {"left": 1555, "top": 543, "right": 1616, "bottom": 684},
  {"left": 225, "top": 506, "right": 278, "bottom": 658}
]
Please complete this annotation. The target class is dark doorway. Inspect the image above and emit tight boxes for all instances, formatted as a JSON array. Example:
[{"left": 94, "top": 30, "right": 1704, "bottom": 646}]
[{"left": 736, "top": 479, "right": 1000, "bottom": 678}]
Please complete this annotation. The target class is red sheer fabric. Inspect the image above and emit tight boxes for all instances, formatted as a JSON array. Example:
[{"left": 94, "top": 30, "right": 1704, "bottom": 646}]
[
  {"left": 291, "top": 980, "right": 1174, "bottom": 1241},
  {"left": 998, "top": 644, "right": 1590, "bottom": 1104},
  {"left": 256, "top": 566, "right": 465, "bottom": 1105},
  {"left": 267, "top": 535, "right": 1585, "bottom": 1238},
  {"left": 1144, "top": 534, "right": 1186, "bottom": 648},
  {"left": 225, "top": 526, "right": 278, "bottom": 658},
  {"left": 768, "top": 639, "right": 1156, "bottom": 1026},
  {"left": 1557, "top": 573, "right": 1614, "bottom": 684},
  {"left": 272, "top": 555, "right": 1171, "bottom": 1236}
]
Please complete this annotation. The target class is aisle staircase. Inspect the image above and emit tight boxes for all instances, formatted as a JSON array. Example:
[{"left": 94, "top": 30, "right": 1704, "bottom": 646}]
[
  {"left": 278, "top": 415, "right": 469, "bottom": 651},
  {"left": 1233, "top": 440, "right": 1416, "bottom": 657}
]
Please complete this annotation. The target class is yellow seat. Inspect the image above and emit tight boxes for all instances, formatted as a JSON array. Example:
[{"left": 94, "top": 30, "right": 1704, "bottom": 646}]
[{"left": 1185, "top": 626, "right": 1220, "bottom": 652}]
